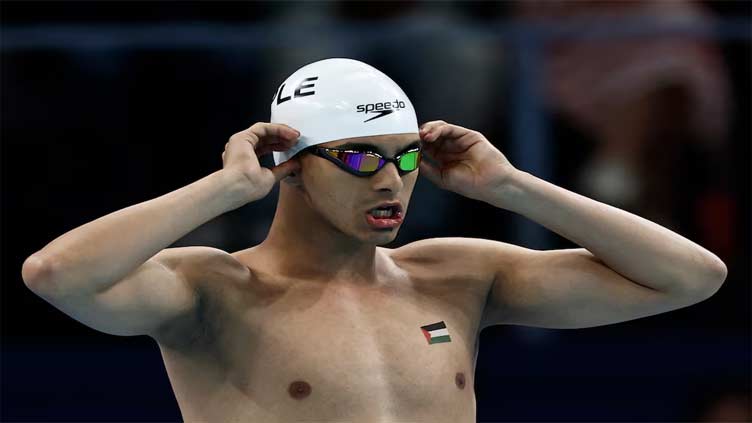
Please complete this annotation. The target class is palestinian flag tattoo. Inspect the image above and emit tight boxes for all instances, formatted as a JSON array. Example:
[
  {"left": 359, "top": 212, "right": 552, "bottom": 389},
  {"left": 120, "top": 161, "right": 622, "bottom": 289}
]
[{"left": 420, "top": 321, "right": 451, "bottom": 345}]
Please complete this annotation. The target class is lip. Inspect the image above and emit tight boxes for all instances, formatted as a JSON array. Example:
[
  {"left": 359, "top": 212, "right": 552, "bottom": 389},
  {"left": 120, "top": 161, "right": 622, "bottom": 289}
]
[
  {"left": 365, "top": 211, "right": 403, "bottom": 229},
  {"left": 365, "top": 201, "right": 404, "bottom": 230}
]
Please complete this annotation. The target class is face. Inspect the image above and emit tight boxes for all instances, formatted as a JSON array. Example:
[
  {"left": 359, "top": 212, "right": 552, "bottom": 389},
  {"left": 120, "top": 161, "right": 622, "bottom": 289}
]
[{"left": 297, "top": 133, "right": 421, "bottom": 245}]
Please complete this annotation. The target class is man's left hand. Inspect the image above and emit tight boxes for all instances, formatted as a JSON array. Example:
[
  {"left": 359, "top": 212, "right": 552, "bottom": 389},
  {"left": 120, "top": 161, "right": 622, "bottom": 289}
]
[{"left": 419, "top": 120, "right": 518, "bottom": 203}]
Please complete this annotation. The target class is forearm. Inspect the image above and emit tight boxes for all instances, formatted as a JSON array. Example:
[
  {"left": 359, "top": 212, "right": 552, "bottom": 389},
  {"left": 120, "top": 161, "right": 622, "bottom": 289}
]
[
  {"left": 487, "top": 170, "right": 727, "bottom": 293},
  {"left": 25, "top": 169, "right": 250, "bottom": 295}
]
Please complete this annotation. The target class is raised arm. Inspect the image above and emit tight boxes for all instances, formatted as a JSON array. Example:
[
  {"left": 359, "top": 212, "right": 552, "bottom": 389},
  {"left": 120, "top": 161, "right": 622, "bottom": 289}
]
[
  {"left": 476, "top": 169, "right": 727, "bottom": 330},
  {"left": 416, "top": 121, "right": 727, "bottom": 330},
  {"left": 21, "top": 122, "right": 301, "bottom": 337},
  {"left": 479, "top": 242, "right": 720, "bottom": 330},
  {"left": 405, "top": 237, "right": 724, "bottom": 331},
  {"left": 24, "top": 246, "right": 245, "bottom": 337}
]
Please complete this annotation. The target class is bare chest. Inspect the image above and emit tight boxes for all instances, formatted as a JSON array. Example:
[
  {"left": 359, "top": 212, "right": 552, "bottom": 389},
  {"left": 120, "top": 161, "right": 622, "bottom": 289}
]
[{"left": 160, "top": 264, "right": 487, "bottom": 421}]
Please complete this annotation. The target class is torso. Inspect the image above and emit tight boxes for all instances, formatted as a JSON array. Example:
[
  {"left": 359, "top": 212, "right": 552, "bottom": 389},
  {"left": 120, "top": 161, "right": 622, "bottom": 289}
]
[{"left": 154, "top": 243, "right": 492, "bottom": 422}]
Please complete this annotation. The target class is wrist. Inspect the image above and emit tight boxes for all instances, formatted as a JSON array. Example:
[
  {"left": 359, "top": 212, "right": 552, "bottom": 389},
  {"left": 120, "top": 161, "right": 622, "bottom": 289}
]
[
  {"left": 482, "top": 169, "right": 532, "bottom": 212},
  {"left": 217, "top": 169, "right": 258, "bottom": 209}
]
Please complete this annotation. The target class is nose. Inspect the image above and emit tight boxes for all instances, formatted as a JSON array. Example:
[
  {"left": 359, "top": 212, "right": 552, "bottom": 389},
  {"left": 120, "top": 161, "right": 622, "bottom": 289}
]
[{"left": 372, "top": 162, "right": 404, "bottom": 192}]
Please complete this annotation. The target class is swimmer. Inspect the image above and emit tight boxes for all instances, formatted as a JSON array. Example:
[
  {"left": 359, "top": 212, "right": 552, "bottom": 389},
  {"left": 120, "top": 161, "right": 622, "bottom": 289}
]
[{"left": 21, "top": 58, "right": 728, "bottom": 422}]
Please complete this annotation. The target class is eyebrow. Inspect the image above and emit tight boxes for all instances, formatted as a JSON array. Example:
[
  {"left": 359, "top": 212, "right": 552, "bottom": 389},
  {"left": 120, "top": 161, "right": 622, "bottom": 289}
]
[{"left": 332, "top": 140, "right": 421, "bottom": 156}]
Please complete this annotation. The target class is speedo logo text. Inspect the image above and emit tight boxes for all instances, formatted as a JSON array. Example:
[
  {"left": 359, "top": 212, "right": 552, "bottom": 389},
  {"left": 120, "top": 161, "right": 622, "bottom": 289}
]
[{"left": 356, "top": 99, "right": 407, "bottom": 123}]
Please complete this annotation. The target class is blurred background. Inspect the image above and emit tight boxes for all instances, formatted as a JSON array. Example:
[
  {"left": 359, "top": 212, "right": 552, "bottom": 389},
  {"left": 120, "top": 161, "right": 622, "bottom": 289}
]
[{"left": 2, "top": 1, "right": 749, "bottom": 421}]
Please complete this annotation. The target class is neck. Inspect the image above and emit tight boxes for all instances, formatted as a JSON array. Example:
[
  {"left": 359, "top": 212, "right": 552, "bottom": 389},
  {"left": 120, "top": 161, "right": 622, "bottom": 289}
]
[{"left": 260, "top": 184, "right": 381, "bottom": 284}]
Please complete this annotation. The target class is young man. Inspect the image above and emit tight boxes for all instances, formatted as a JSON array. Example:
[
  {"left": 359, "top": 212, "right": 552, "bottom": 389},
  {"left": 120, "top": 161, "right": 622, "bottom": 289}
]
[{"left": 22, "top": 58, "right": 727, "bottom": 422}]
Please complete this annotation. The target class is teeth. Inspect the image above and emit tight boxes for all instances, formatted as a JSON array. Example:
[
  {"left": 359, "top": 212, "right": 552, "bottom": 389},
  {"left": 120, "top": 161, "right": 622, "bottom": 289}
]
[{"left": 371, "top": 208, "right": 394, "bottom": 218}]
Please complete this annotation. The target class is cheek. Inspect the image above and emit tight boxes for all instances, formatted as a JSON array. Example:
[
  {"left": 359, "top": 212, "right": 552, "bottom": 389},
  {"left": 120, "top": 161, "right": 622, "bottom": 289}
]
[
  {"left": 302, "top": 162, "right": 332, "bottom": 195},
  {"left": 403, "top": 171, "right": 419, "bottom": 192},
  {"left": 304, "top": 168, "right": 359, "bottom": 214}
]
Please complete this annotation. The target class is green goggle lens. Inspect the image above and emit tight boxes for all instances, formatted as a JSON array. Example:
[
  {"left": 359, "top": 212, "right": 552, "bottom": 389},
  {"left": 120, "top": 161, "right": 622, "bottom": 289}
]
[{"left": 398, "top": 150, "right": 420, "bottom": 171}]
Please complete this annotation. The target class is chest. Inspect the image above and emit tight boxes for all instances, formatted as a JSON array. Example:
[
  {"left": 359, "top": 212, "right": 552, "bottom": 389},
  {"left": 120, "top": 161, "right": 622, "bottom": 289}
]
[
  {"left": 206, "top": 273, "right": 487, "bottom": 413},
  {"left": 152, "top": 244, "right": 495, "bottom": 422}
]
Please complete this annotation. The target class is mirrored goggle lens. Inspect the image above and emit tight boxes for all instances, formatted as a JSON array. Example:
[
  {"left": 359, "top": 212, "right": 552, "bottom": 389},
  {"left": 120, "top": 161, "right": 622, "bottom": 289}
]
[
  {"left": 325, "top": 150, "right": 383, "bottom": 172},
  {"left": 398, "top": 150, "right": 421, "bottom": 171}
]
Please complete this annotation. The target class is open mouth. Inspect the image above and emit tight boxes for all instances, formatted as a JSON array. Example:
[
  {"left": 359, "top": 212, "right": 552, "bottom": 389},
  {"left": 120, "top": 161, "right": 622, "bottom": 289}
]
[
  {"left": 367, "top": 204, "right": 403, "bottom": 219},
  {"left": 365, "top": 204, "right": 404, "bottom": 229}
]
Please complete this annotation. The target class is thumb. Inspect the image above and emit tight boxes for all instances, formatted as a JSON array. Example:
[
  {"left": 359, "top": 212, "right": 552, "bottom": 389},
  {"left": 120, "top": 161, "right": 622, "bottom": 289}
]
[
  {"left": 419, "top": 160, "right": 445, "bottom": 188},
  {"left": 270, "top": 158, "right": 301, "bottom": 183}
]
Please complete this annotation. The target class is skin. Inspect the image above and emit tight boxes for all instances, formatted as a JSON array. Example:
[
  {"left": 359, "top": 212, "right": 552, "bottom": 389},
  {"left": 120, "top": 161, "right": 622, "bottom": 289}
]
[
  {"left": 153, "top": 123, "right": 725, "bottom": 422},
  {"left": 26, "top": 121, "right": 726, "bottom": 422},
  {"left": 155, "top": 133, "right": 483, "bottom": 422},
  {"left": 260, "top": 133, "right": 424, "bottom": 282}
]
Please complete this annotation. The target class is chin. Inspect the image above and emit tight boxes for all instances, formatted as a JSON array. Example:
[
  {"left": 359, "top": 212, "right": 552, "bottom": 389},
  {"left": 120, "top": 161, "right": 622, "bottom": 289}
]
[
  {"left": 351, "top": 216, "right": 403, "bottom": 245},
  {"left": 369, "top": 229, "right": 400, "bottom": 246}
]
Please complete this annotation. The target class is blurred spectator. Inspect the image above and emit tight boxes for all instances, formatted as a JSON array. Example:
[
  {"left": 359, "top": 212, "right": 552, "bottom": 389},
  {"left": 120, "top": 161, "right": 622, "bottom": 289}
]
[
  {"left": 684, "top": 381, "right": 751, "bottom": 422},
  {"left": 515, "top": 0, "right": 735, "bottom": 259},
  {"left": 697, "top": 392, "right": 751, "bottom": 422}
]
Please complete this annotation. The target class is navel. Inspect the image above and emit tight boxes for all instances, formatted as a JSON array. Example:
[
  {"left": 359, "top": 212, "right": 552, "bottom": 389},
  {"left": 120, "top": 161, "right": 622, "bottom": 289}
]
[
  {"left": 455, "top": 372, "right": 466, "bottom": 390},
  {"left": 288, "top": 380, "right": 312, "bottom": 399}
]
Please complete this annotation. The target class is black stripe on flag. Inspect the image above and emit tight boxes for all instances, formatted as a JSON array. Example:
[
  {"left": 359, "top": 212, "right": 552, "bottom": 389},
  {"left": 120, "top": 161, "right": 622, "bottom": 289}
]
[{"left": 421, "top": 321, "right": 447, "bottom": 331}]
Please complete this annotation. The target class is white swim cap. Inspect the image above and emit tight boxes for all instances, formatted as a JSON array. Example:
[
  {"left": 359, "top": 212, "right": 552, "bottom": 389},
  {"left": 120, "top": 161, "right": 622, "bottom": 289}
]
[{"left": 271, "top": 58, "right": 419, "bottom": 165}]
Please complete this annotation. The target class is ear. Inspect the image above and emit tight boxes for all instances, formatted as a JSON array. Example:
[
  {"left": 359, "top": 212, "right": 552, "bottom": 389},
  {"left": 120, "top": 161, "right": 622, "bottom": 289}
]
[
  {"left": 280, "top": 153, "right": 309, "bottom": 189},
  {"left": 283, "top": 168, "right": 304, "bottom": 188}
]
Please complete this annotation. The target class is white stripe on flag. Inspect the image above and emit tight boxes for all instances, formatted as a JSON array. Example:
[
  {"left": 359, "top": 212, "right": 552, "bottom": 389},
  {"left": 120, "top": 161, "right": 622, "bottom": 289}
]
[{"left": 429, "top": 328, "right": 449, "bottom": 338}]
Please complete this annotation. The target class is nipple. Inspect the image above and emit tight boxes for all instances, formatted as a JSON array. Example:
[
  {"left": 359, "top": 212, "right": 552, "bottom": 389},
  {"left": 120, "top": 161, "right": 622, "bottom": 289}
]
[
  {"left": 288, "top": 380, "right": 312, "bottom": 399},
  {"left": 455, "top": 372, "right": 466, "bottom": 390}
]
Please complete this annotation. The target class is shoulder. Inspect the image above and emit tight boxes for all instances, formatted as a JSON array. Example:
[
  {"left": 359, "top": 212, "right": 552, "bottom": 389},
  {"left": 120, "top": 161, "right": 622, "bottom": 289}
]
[
  {"left": 390, "top": 237, "right": 529, "bottom": 281},
  {"left": 391, "top": 236, "right": 527, "bottom": 264},
  {"left": 154, "top": 245, "right": 251, "bottom": 291},
  {"left": 151, "top": 246, "right": 251, "bottom": 347}
]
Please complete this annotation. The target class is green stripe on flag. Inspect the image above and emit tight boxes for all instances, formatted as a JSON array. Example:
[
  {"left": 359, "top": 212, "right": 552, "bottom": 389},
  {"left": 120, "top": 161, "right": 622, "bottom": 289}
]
[{"left": 429, "top": 335, "right": 451, "bottom": 344}]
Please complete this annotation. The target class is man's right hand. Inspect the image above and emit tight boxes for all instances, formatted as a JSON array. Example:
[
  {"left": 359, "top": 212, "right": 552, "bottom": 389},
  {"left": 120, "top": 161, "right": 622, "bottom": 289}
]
[{"left": 222, "top": 122, "right": 302, "bottom": 202}]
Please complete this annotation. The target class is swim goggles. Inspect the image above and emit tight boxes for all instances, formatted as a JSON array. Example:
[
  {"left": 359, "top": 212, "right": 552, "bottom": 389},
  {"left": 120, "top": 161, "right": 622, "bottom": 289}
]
[{"left": 304, "top": 145, "right": 422, "bottom": 177}]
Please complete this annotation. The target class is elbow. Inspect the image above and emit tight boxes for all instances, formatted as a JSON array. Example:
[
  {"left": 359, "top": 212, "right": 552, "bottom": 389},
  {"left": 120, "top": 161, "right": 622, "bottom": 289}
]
[
  {"left": 677, "top": 255, "right": 729, "bottom": 302},
  {"left": 702, "top": 253, "right": 728, "bottom": 293},
  {"left": 22, "top": 254, "right": 59, "bottom": 296},
  {"left": 710, "top": 256, "right": 729, "bottom": 284},
  {"left": 703, "top": 256, "right": 728, "bottom": 297}
]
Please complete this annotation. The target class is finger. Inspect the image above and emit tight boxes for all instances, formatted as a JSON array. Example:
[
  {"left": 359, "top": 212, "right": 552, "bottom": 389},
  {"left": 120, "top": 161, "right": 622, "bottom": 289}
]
[
  {"left": 232, "top": 123, "right": 299, "bottom": 150},
  {"left": 421, "top": 122, "right": 472, "bottom": 143},
  {"left": 418, "top": 120, "right": 447, "bottom": 140},
  {"left": 249, "top": 122, "right": 301, "bottom": 143},
  {"left": 419, "top": 120, "right": 446, "bottom": 131},
  {"left": 224, "top": 137, "right": 261, "bottom": 168},
  {"left": 251, "top": 138, "right": 292, "bottom": 158},
  {"left": 270, "top": 157, "right": 301, "bottom": 183},
  {"left": 229, "top": 125, "right": 262, "bottom": 150},
  {"left": 255, "top": 129, "right": 299, "bottom": 152},
  {"left": 277, "top": 123, "right": 302, "bottom": 139},
  {"left": 255, "top": 138, "right": 301, "bottom": 157}
]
